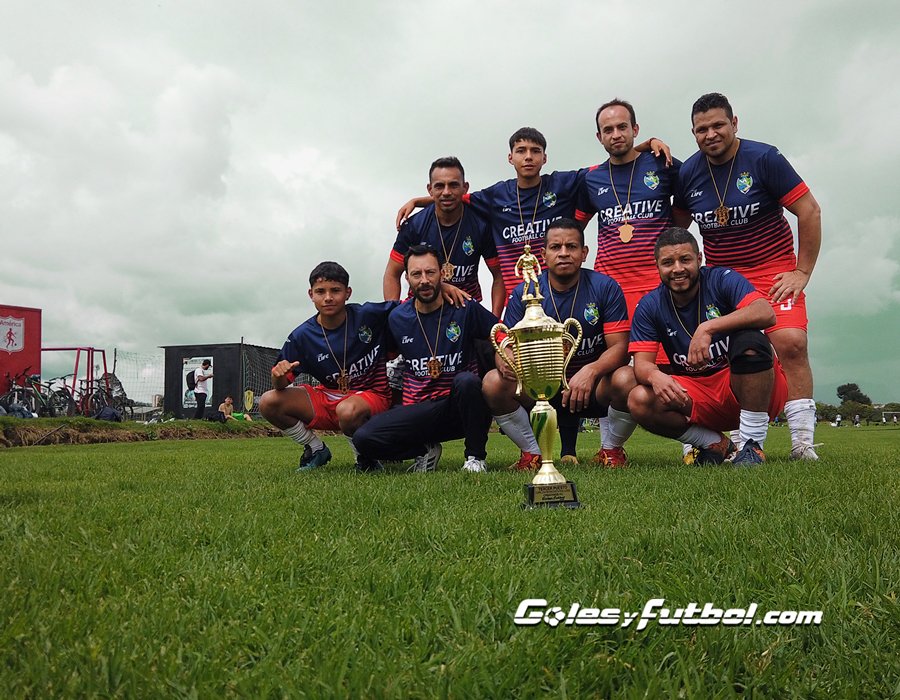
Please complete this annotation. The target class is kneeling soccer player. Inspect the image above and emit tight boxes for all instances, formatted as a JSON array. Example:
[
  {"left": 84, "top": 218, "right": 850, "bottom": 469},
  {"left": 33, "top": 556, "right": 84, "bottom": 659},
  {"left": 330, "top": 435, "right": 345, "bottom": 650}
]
[
  {"left": 617, "top": 227, "right": 788, "bottom": 464},
  {"left": 258, "top": 262, "right": 396, "bottom": 472}
]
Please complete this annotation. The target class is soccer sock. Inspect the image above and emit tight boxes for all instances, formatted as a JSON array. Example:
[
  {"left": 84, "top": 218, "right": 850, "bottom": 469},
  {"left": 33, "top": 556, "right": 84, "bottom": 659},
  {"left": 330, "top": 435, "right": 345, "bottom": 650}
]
[
  {"left": 494, "top": 407, "right": 540, "bottom": 453},
  {"left": 739, "top": 410, "right": 770, "bottom": 448},
  {"left": 345, "top": 435, "right": 360, "bottom": 458},
  {"left": 677, "top": 424, "right": 724, "bottom": 449},
  {"left": 784, "top": 398, "right": 816, "bottom": 448},
  {"left": 283, "top": 420, "right": 324, "bottom": 452},
  {"left": 603, "top": 407, "right": 636, "bottom": 449},
  {"left": 597, "top": 416, "right": 610, "bottom": 445},
  {"left": 729, "top": 428, "right": 743, "bottom": 451}
]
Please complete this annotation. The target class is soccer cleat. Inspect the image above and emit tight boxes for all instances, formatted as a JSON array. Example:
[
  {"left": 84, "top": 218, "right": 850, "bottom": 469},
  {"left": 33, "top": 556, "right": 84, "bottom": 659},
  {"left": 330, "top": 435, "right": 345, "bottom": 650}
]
[
  {"left": 790, "top": 442, "right": 822, "bottom": 461},
  {"left": 409, "top": 443, "right": 442, "bottom": 472},
  {"left": 461, "top": 456, "right": 487, "bottom": 473},
  {"left": 695, "top": 434, "right": 737, "bottom": 465},
  {"left": 560, "top": 454, "right": 579, "bottom": 467},
  {"left": 297, "top": 443, "right": 332, "bottom": 472},
  {"left": 732, "top": 439, "right": 765, "bottom": 466},
  {"left": 509, "top": 451, "right": 541, "bottom": 471},
  {"left": 301, "top": 444, "right": 312, "bottom": 465},
  {"left": 682, "top": 446, "right": 699, "bottom": 465},
  {"left": 593, "top": 447, "right": 627, "bottom": 468},
  {"left": 354, "top": 456, "right": 384, "bottom": 473}
]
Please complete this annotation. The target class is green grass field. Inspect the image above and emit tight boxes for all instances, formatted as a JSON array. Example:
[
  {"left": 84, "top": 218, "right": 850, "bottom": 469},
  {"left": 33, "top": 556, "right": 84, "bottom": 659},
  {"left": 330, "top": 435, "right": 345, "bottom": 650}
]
[{"left": 2, "top": 424, "right": 898, "bottom": 697}]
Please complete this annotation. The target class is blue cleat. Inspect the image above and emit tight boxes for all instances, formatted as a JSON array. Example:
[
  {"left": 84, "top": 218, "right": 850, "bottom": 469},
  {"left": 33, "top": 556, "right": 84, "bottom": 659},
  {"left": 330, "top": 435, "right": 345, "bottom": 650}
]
[
  {"left": 732, "top": 439, "right": 765, "bottom": 466},
  {"left": 296, "top": 443, "right": 332, "bottom": 472}
]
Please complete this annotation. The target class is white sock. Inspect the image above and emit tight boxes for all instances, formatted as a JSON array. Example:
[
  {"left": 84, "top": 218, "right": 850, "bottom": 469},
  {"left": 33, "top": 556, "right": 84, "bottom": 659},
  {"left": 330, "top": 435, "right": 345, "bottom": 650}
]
[
  {"left": 729, "top": 428, "right": 743, "bottom": 451},
  {"left": 739, "top": 410, "right": 770, "bottom": 448},
  {"left": 283, "top": 420, "right": 324, "bottom": 451},
  {"left": 603, "top": 407, "right": 636, "bottom": 449},
  {"left": 345, "top": 434, "right": 359, "bottom": 458},
  {"left": 784, "top": 398, "right": 816, "bottom": 448},
  {"left": 677, "top": 424, "right": 723, "bottom": 449},
  {"left": 494, "top": 407, "right": 540, "bottom": 453},
  {"left": 598, "top": 416, "right": 610, "bottom": 444}
]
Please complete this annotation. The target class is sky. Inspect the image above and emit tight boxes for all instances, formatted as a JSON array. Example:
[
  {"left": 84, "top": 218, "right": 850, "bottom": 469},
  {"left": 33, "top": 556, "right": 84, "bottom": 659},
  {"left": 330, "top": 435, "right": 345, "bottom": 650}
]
[{"left": 1, "top": 0, "right": 898, "bottom": 404}]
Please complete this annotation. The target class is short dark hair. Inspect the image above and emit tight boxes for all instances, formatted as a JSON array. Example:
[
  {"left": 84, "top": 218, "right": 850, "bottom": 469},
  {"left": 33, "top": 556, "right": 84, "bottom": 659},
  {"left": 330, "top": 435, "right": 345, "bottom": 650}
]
[
  {"left": 691, "top": 92, "right": 733, "bottom": 121},
  {"left": 654, "top": 227, "right": 700, "bottom": 258},
  {"left": 201, "top": 359, "right": 211, "bottom": 367},
  {"left": 509, "top": 127, "right": 546, "bottom": 151},
  {"left": 545, "top": 217, "right": 584, "bottom": 246},
  {"left": 308, "top": 261, "right": 350, "bottom": 287},
  {"left": 403, "top": 243, "right": 443, "bottom": 271},
  {"left": 429, "top": 156, "right": 465, "bottom": 182},
  {"left": 596, "top": 98, "right": 637, "bottom": 130}
]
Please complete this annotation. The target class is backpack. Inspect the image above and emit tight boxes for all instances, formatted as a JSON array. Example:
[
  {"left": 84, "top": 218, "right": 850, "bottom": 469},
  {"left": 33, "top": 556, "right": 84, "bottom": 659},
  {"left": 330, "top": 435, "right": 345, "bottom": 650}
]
[
  {"left": 94, "top": 406, "right": 123, "bottom": 422},
  {"left": 186, "top": 370, "right": 196, "bottom": 390}
]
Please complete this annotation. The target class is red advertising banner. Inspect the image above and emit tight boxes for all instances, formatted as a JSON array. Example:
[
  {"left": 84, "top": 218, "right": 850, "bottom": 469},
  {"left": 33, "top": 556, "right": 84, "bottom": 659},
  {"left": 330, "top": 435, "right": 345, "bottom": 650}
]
[{"left": 0, "top": 305, "right": 42, "bottom": 390}]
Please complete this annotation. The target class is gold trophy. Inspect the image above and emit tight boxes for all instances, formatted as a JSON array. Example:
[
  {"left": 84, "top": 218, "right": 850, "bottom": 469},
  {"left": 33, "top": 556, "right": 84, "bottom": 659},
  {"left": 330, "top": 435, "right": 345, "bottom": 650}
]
[{"left": 490, "top": 252, "right": 583, "bottom": 508}]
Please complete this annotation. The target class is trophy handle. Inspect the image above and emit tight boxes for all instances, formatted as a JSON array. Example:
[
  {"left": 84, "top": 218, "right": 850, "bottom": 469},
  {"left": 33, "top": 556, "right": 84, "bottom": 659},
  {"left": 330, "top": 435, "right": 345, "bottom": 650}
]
[
  {"left": 560, "top": 318, "right": 583, "bottom": 393},
  {"left": 490, "top": 322, "right": 523, "bottom": 390}
]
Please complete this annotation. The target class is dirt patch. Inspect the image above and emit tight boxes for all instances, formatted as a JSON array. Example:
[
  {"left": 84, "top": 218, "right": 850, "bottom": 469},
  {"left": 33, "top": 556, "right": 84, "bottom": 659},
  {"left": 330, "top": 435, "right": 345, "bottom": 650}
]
[{"left": 0, "top": 417, "right": 282, "bottom": 448}]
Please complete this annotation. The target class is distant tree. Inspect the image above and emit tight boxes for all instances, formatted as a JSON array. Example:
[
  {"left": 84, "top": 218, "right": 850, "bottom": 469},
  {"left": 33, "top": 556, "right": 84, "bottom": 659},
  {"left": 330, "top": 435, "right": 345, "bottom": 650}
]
[
  {"left": 836, "top": 383, "right": 872, "bottom": 405},
  {"left": 815, "top": 402, "right": 838, "bottom": 422}
]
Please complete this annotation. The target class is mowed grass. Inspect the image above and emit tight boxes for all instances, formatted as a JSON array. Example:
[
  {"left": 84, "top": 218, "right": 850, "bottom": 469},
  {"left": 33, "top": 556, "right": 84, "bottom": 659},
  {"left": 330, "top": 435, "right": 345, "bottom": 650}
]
[{"left": 1, "top": 425, "right": 898, "bottom": 697}]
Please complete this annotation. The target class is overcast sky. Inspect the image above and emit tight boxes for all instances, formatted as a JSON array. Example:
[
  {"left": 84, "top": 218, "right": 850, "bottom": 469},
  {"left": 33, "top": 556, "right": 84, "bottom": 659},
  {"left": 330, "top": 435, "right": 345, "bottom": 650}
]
[{"left": 2, "top": 0, "right": 898, "bottom": 403}]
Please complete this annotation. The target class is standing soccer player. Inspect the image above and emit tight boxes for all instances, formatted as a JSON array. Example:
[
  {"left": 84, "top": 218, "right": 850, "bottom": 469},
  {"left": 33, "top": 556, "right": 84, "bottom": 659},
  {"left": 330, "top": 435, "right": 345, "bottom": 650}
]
[
  {"left": 384, "top": 156, "right": 506, "bottom": 317},
  {"left": 674, "top": 92, "right": 822, "bottom": 460},
  {"left": 353, "top": 245, "right": 498, "bottom": 473},
  {"left": 259, "top": 262, "right": 396, "bottom": 472}
]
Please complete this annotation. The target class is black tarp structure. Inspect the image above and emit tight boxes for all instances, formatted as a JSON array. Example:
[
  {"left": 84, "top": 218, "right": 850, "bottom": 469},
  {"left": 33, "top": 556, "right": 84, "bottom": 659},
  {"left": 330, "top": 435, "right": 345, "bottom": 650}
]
[{"left": 161, "top": 341, "right": 279, "bottom": 418}]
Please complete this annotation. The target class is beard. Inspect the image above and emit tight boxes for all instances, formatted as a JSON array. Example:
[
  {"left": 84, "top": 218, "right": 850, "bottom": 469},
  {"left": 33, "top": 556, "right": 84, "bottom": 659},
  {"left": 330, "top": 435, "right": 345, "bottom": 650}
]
[{"left": 412, "top": 283, "right": 440, "bottom": 304}]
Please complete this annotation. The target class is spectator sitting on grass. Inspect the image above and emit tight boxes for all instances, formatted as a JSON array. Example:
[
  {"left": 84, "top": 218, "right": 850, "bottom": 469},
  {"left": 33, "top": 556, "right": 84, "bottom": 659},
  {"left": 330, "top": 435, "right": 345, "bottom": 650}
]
[{"left": 218, "top": 395, "right": 253, "bottom": 422}]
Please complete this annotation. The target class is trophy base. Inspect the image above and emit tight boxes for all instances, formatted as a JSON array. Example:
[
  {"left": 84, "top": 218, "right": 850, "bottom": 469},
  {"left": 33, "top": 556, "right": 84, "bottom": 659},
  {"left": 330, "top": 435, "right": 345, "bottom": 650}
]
[{"left": 523, "top": 481, "right": 581, "bottom": 509}]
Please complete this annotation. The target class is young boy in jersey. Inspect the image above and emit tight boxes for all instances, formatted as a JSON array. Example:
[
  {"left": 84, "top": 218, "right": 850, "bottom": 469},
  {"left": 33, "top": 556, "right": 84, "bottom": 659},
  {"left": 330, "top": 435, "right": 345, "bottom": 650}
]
[
  {"left": 615, "top": 227, "right": 788, "bottom": 464},
  {"left": 353, "top": 245, "right": 498, "bottom": 473},
  {"left": 259, "top": 262, "right": 396, "bottom": 472}
]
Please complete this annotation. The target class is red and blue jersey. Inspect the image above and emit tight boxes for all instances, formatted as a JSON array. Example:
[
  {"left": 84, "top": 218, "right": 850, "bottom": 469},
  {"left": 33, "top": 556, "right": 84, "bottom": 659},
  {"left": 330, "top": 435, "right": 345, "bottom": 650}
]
[
  {"left": 390, "top": 203, "right": 499, "bottom": 301},
  {"left": 629, "top": 267, "right": 765, "bottom": 376},
  {"left": 575, "top": 152, "right": 681, "bottom": 293},
  {"left": 389, "top": 299, "right": 498, "bottom": 405},
  {"left": 503, "top": 269, "right": 629, "bottom": 381},
  {"left": 673, "top": 139, "right": 809, "bottom": 273},
  {"left": 464, "top": 170, "right": 586, "bottom": 293},
  {"left": 278, "top": 301, "right": 397, "bottom": 398}
]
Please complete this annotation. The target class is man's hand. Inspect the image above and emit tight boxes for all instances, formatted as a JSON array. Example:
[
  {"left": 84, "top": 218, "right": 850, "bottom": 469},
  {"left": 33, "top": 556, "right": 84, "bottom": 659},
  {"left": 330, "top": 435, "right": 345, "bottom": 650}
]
[
  {"left": 396, "top": 199, "right": 418, "bottom": 230},
  {"left": 271, "top": 360, "right": 300, "bottom": 390},
  {"left": 561, "top": 365, "right": 599, "bottom": 413},
  {"left": 769, "top": 269, "right": 810, "bottom": 305},
  {"left": 649, "top": 371, "right": 690, "bottom": 410},
  {"left": 636, "top": 137, "right": 673, "bottom": 167},
  {"left": 441, "top": 283, "right": 471, "bottom": 307},
  {"left": 495, "top": 347, "right": 518, "bottom": 383},
  {"left": 686, "top": 323, "right": 713, "bottom": 370}
]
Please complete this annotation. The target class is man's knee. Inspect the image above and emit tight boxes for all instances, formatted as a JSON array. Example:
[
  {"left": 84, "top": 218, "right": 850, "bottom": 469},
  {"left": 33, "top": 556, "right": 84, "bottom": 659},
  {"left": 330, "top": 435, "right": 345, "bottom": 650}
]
[
  {"left": 335, "top": 399, "right": 371, "bottom": 435},
  {"left": 769, "top": 328, "right": 809, "bottom": 366},
  {"left": 728, "top": 330, "right": 773, "bottom": 375},
  {"left": 258, "top": 389, "right": 281, "bottom": 420},
  {"left": 627, "top": 385, "right": 654, "bottom": 419},
  {"left": 453, "top": 371, "right": 482, "bottom": 396},
  {"left": 611, "top": 365, "right": 637, "bottom": 404}
]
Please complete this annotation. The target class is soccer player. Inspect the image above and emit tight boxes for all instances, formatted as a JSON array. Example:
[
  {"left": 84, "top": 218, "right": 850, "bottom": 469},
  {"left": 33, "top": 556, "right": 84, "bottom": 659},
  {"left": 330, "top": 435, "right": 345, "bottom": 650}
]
[
  {"left": 353, "top": 245, "right": 498, "bottom": 473},
  {"left": 619, "top": 228, "right": 788, "bottom": 465},
  {"left": 575, "top": 98, "right": 690, "bottom": 317},
  {"left": 396, "top": 127, "right": 670, "bottom": 299},
  {"left": 259, "top": 262, "right": 396, "bottom": 472},
  {"left": 673, "top": 92, "right": 822, "bottom": 460},
  {"left": 482, "top": 219, "right": 635, "bottom": 467},
  {"left": 384, "top": 156, "right": 506, "bottom": 317}
]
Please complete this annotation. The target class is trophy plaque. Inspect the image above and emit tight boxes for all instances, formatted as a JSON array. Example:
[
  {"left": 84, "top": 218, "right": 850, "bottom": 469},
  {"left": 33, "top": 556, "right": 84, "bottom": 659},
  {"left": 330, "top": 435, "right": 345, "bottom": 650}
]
[{"left": 490, "top": 265, "right": 583, "bottom": 508}]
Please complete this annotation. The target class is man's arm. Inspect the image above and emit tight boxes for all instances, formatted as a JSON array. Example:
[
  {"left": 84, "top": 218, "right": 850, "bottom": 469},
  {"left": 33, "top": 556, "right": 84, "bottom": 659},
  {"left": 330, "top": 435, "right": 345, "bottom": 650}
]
[
  {"left": 396, "top": 197, "right": 432, "bottom": 230},
  {"left": 271, "top": 360, "right": 300, "bottom": 390},
  {"left": 383, "top": 258, "right": 405, "bottom": 301},
  {"left": 561, "top": 331, "right": 629, "bottom": 413},
  {"left": 686, "top": 298, "right": 775, "bottom": 369},
  {"left": 488, "top": 265, "right": 506, "bottom": 318},
  {"left": 633, "top": 350, "right": 690, "bottom": 410},
  {"left": 635, "top": 137, "right": 673, "bottom": 168},
  {"left": 671, "top": 208, "right": 694, "bottom": 229},
  {"left": 770, "top": 191, "right": 822, "bottom": 304}
]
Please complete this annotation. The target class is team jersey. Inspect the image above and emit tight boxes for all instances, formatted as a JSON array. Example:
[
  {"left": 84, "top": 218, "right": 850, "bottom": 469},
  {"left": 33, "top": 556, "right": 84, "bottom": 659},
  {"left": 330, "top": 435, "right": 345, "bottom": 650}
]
[
  {"left": 464, "top": 170, "right": 586, "bottom": 293},
  {"left": 575, "top": 152, "right": 681, "bottom": 293},
  {"left": 629, "top": 267, "right": 765, "bottom": 377},
  {"left": 390, "top": 203, "right": 498, "bottom": 301},
  {"left": 503, "top": 269, "right": 629, "bottom": 380},
  {"left": 278, "top": 301, "right": 397, "bottom": 398},
  {"left": 389, "top": 298, "right": 498, "bottom": 405},
  {"left": 673, "top": 139, "right": 809, "bottom": 272}
]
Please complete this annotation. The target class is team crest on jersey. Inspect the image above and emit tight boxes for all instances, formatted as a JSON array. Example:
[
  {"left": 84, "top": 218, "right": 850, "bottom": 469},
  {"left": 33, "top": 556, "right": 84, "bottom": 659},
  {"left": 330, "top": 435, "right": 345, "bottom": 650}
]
[
  {"left": 358, "top": 325, "right": 373, "bottom": 343},
  {"left": 462, "top": 236, "right": 475, "bottom": 256},
  {"left": 643, "top": 171, "right": 660, "bottom": 190},
  {"left": 583, "top": 303, "right": 600, "bottom": 326},
  {"left": 446, "top": 321, "right": 461, "bottom": 343},
  {"left": 736, "top": 172, "right": 753, "bottom": 194},
  {"left": 542, "top": 192, "right": 557, "bottom": 208},
  {"left": 705, "top": 305, "right": 722, "bottom": 320}
]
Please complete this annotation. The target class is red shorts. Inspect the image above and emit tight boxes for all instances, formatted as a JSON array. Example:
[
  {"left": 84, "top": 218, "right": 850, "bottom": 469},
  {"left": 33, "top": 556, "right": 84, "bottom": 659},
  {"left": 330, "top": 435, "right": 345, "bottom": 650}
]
[
  {"left": 304, "top": 385, "right": 391, "bottom": 430},
  {"left": 738, "top": 265, "right": 808, "bottom": 333},
  {"left": 624, "top": 288, "right": 669, "bottom": 367},
  {"left": 675, "top": 360, "right": 789, "bottom": 433}
]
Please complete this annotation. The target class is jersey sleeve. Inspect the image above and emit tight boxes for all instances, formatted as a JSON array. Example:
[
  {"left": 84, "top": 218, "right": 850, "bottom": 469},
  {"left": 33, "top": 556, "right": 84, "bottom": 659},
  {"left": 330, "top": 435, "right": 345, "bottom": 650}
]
[
  {"left": 502, "top": 288, "right": 526, "bottom": 327},
  {"left": 462, "top": 185, "right": 494, "bottom": 219},
  {"left": 467, "top": 300, "right": 500, "bottom": 339},
  {"left": 763, "top": 145, "right": 809, "bottom": 207},
  {"left": 574, "top": 166, "right": 600, "bottom": 223},
  {"left": 601, "top": 278, "right": 631, "bottom": 335},
  {"left": 627, "top": 298, "right": 661, "bottom": 355},
  {"left": 277, "top": 333, "right": 305, "bottom": 369},
  {"left": 390, "top": 219, "right": 417, "bottom": 263},
  {"left": 715, "top": 268, "right": 767, "bottom": 310}
]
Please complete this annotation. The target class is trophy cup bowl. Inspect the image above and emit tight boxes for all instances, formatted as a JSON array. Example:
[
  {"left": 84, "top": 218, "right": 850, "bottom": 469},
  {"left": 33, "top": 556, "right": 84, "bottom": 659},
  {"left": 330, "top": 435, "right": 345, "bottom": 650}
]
[{"left": 490, "top": 298, "right": 583, "bottom": 508}]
